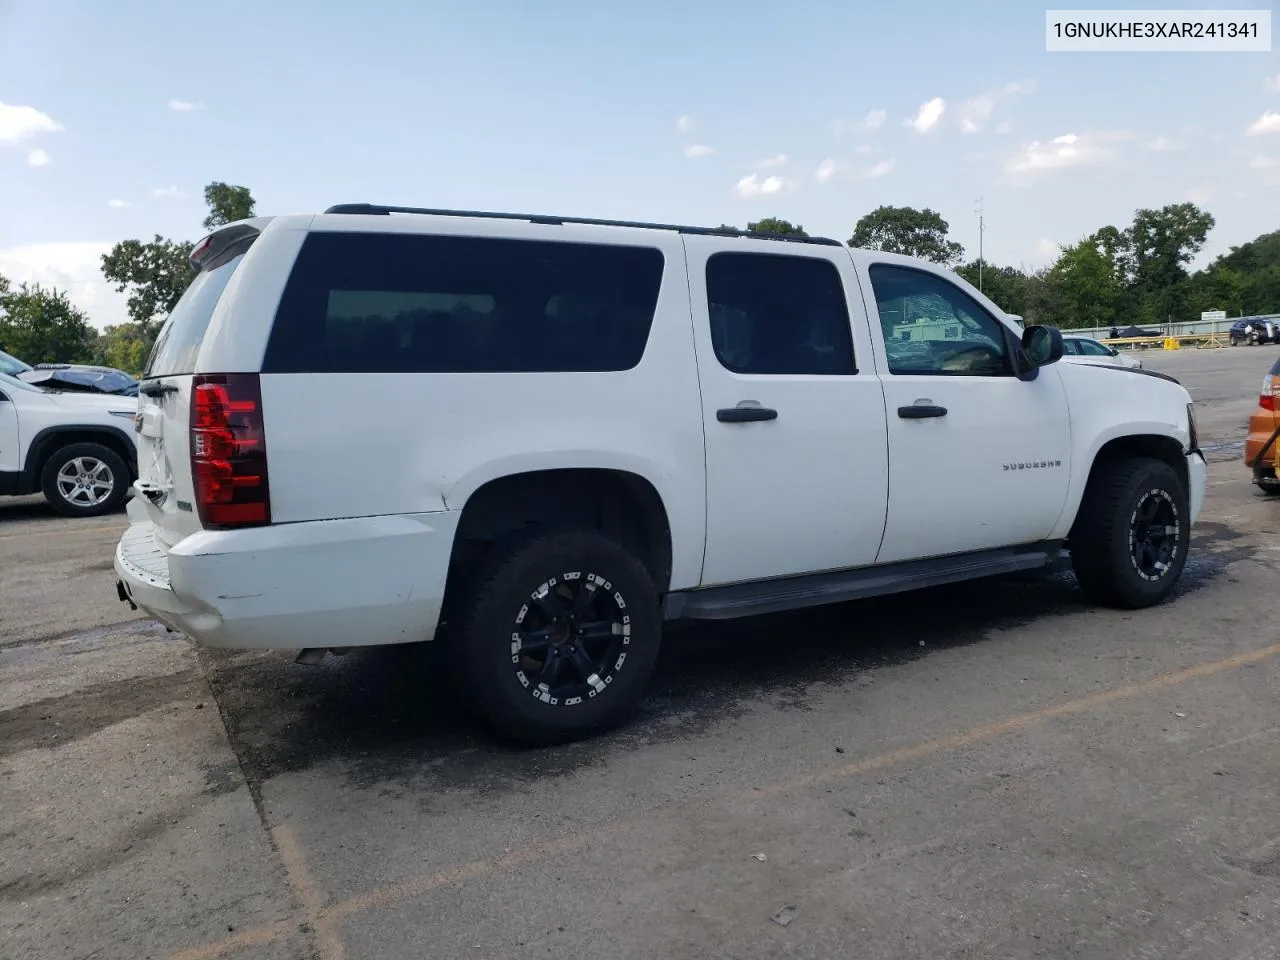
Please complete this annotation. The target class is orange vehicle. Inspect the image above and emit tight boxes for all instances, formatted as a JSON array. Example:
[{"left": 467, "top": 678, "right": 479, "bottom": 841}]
[{"left": 1246, "top": 355, "right": 1280, "bottom": 493}]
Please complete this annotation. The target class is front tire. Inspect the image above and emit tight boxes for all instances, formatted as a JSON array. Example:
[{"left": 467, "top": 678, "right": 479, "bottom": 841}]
[
  {"left": 1069, "top": 456, "right": 1190, "bottom": 609},
  {"left": 40, "top": 442, "right": 130, "bottom": 518},
  {"left": 454, "top": 530, "right": 663, "bottom": 745}
]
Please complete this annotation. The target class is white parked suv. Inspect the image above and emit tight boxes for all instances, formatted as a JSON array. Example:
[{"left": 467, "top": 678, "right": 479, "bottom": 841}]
[
  {"left": 1062, "top": 335, "right": 1143, "bottom": 369},
  {"left": 1, "top": 372, "right": 138, "bottom": 516},
  {"left": 114, "top": 205, "right": 1207, "bottom": 744}
]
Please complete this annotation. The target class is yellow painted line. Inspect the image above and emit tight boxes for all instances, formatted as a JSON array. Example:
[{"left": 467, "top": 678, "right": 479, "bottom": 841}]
[
  {"left": 168, "top": 922, "right": 296, "bottom": 960},
  {"left": 168, "top": 640, "right": 1280, "bottom": 960},
  {"left": 272, "top": 823, "right": 347, "bottom": 960},
  {"left": 0, "top": 522, "right": 125, "bottom": 542}
]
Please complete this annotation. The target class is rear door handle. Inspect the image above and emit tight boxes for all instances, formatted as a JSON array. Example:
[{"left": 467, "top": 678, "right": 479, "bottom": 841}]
[
  {"left": 898, "top": 404, "right": 948, "bottom": 419},
  {"left": 717, "top": 406, "right": 778, "bottom": 423}
]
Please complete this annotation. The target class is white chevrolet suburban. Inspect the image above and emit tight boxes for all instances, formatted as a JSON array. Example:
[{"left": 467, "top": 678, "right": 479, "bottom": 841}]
[
  {"left": 1, "top": 371, "right": 138, "bottom": 516},
  {"left": 114, "top": 205, "right": 1206, "bottom": 744}
]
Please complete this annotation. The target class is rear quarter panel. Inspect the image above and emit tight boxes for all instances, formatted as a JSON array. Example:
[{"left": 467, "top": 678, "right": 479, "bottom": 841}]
[{"left": 252, "top": 220, "right": 709, "bottom": 591}]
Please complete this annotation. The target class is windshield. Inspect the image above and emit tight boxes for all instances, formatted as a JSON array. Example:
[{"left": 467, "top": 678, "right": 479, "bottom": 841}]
[{"left": 0, "top": 349, "right": 33, "bottom": 376}]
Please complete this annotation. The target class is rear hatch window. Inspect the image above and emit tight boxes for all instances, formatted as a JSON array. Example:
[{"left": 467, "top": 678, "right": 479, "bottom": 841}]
[
  {"left": 144, "top": 236, "right": 254, "bottom": 378},
  {"left": 135, "top": 233, "right": 256, "bottom": 545}
]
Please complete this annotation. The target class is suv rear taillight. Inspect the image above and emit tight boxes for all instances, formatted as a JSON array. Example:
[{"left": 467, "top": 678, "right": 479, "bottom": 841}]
[
  {"left": 1262, "top": 374, "right": 1279, "bottom": 412},
  {"left": 190, "top": 373, "right": 271, "bottom": 528}
]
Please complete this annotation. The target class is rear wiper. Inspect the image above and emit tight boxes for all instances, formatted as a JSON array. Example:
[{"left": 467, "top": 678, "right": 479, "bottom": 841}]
[{"left": 139, "top": 380, "right": 179, "bottom": 397}]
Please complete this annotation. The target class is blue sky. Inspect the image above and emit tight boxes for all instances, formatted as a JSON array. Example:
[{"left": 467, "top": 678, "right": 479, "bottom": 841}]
[{"left": 1, "top": 0, "right": 1278, "bottom": 329}]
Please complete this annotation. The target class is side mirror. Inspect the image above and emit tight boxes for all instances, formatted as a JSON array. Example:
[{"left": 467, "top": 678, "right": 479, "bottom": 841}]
[
  {"left": 1108, "top": 347, "right": 1120, "bottom": 356},
  {"left": 1020, "top": 324, "right": 1063, "bottom": 370}
]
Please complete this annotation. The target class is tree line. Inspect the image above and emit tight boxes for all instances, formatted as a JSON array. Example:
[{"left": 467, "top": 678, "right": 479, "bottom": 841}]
[
  {"left": 731, "top": 205, "right": 1279, "bottom": 329},
  {"left": 2, "top": 189, "right": 1277, "bottom": 375},
  {"left": 0, "top": 182, "right": 254, "bottom": 374}
]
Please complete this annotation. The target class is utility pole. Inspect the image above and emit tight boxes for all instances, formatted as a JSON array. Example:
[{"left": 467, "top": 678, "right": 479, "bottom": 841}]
[{"left": 975, "top": 196, "right": 985, "bottom": 292}]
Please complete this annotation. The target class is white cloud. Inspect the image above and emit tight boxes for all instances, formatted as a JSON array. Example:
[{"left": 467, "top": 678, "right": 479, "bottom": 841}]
[
  {"left": 957, "top": 79, "right": 1035, "bottom": 134},
  {"left": 1033, "top": 238, "right": 1062, "bottom": 264},
  {"left": 0, "top": 102, "right": 63, "bottom": 143},
  {"left": 684, "top": 143, "right": 714, "bottom": 158},
  {"left": 676, "top": 114, "right": 695, "bottom": 134},
  {"left": 152, "top": 185, "right": 186, "bottom": 199},
  {"left": 0, "top": 241, "right": 127, "bottom": 331},
  {"left": 863, "top": 109, "right": 886, "bottom": 131},
  {"left": 1246, "top": 111, "right": 1280, "bottom": 136},
  {"left": 1146, "top": 136, "right": 1184, "bottom": 151},
  {"left": 758, "top": 153, "right": 788, "bottom": 168},
  {"left": 1185, "top": 186, "right": 1213, "bottom": 205},
  {"left": 734, "top": 173, "right": 796, "bottom": 198},
  {"left": 1248, "top": 154, "right": 1278, "bottom": 170},
  {"left": 907, "top": 97, "right": 946, "bottom": 134},
  {"left": 26, "top": 148, "right": 50, "bottom": 167},
  {"left": 958, "top": 95, "right": 995, "bottom": 134},
  {"left": 107, "top": 198, "right": 130, "bottom": 208},
  {"left": 995, "top": 121, "right": 1013, "bottom": 135},
  {"left": 815, "top": 158, "right": 842, "bottom": 183},
  {"left": 859, "top": 158, "right": 895, "bottom": 179},
  {"left": 854, "top": 144, "right": 873, "bottom": 155},
  {"left": 814, "top": 156, "right": 894, "bottom": 184},
  {"left": 168, "top": 98, "right": 204, "bottom": 112},
  {"left": 1266, "top": 73, "right": 1280, "bottom": 92},
  {"left": 1005, "top": 131, "right": 1130, "bottom": 177}
]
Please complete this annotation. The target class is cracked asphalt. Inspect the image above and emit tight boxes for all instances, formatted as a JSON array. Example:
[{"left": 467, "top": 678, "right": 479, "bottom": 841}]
[{"left": 2, "top": 345, "right": 1279, "bottom": 960}]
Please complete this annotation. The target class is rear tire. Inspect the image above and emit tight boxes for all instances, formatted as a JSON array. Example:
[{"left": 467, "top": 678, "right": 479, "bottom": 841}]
[
  {"left": 453, "top": 530, "right": 663, "bottom": 745},
  {"left": 40, "top": 442, "right": 130, "bottom": 518},
  {"left": 1069, "top": 456, "right": 1190, "bottom": 609}
]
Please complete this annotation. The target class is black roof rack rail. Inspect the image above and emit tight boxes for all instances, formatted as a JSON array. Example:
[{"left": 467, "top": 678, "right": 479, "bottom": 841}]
[{"left": 321, "top": 203, "right": 843, "bottom": 247}]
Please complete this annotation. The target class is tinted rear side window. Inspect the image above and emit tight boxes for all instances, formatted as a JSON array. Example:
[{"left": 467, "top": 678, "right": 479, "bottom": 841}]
[
  {"left": 705, "top": 251, "right": 856, "bottom": 375},
  {"left": 145, "top": 237, "right": 253, "bottom": 378},
  {"left": 262, "top": 232, "right": 665, "bottom": 373}
]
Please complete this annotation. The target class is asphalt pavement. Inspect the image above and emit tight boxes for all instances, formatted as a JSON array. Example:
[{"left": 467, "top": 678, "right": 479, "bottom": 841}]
[{"left": 2, "top": 344, "right": 1278, "bottom": 960}]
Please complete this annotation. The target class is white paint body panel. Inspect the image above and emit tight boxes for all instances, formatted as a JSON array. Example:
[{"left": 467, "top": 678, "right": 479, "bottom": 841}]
[
  {"left": 0, "top": 373, "right": 137, "bottom": 477},
  {"left": 114, "top": 498, "right": 459, "bottom": 649},
  {"left": 113, "top": 215, "right": 1204, "bottom": 652},
  {"left": 1047, "top": 361, "right": 1199, "bottom": 538},
  {"left": 683, "top": 235, "right": 889, "bottom": 585}
]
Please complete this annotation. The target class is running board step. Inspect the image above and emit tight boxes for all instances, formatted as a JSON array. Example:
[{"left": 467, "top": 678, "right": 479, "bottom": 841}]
[{"left": 664, "top": 542, "right": 1064, "bottom": 621}]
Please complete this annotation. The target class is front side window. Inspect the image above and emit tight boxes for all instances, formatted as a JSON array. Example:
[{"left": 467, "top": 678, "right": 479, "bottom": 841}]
[
  {"left": 705, "top": 252, "right": 856, "bottom": 376},
  {"left": 867, "top": 264, "right": 1013, "bottom": 376}
]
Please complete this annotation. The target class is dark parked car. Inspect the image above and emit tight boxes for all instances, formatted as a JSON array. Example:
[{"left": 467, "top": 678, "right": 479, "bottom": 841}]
[
  {"left": 0, "top": 349, "right": 138, "bottom": 395},
  {"left": 1230, "top": 317, "right": 1280, "bottom": 346}
]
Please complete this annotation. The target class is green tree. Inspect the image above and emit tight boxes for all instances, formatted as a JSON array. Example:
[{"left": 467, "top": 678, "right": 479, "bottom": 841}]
[
  {"left": 848, "top": 205, "right": 964, "bottom": 264},
  {"left": 92, "top": 322, "right": 153, "bottom": 376},
  {"left": 100, "top": 235, "right": 196, "bottom": 338},
  {"left": 1126, "top": 202, "right": 1215, "bottom": 321},
  {"left": 202, "top": 182, "right": 256, "bottom": 231},
  {"left": 1044, "top": 237, "right": 1128, "bottom": 329},
  {"left": 746, "top": 217, "right": 808, "bottom": 237},
  {"left": 0, "top": 282, "right": 95, "bottom": 364},
  {"left": 100, "top": 182, "right": 257, "bottom": 343},
  {"left": 954, "top": 260, "right": 1032, "bottom": 315}
]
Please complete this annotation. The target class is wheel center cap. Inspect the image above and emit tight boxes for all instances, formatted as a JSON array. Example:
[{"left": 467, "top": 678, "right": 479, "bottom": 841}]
[{"left": 550, "top": 617, "right": 574, "bottom": 646}]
